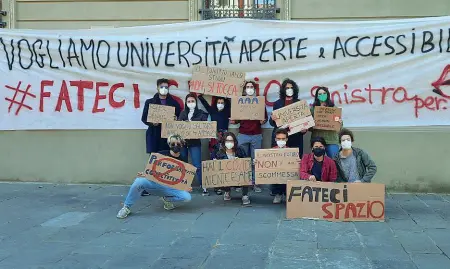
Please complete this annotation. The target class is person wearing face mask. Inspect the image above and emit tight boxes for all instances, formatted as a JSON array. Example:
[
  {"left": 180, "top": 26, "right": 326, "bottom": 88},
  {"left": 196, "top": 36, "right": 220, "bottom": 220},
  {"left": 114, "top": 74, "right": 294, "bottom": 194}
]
[
  {"left": 214, "top": 132, "right": 251, "bottom": 206},
  {"left": 269, "top": 128, "right": 292, "bottom": 204},
  {"left": 116, "top": 134, "right": 191, "bottom": 219},
  {"left": 178, "top": 93, "right": 209, "bottom": 196},
  {"left": 334, "top": 128, "right": 377, "bottom": 183},
  {"left": 309, "top": 86, "right": 343, "bottom": 159},
  {"left": 269, "top": 79, "right": 306, "bottom": 157},
  {"left": 230, "top": 81, "right": 268, "bottom": 193},
  {"left": 300, "top": 137, "right": 337, "bottom": 182},
  {"left": 141, "top": 78, "right": 182, "bottom": 154}
]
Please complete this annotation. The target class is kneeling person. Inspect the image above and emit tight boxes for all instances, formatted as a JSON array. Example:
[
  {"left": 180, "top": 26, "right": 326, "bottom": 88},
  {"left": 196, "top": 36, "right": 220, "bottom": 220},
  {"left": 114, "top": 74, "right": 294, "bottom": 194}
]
[{"left": 117, "top": 134, "right": 191, "bottom": 219}]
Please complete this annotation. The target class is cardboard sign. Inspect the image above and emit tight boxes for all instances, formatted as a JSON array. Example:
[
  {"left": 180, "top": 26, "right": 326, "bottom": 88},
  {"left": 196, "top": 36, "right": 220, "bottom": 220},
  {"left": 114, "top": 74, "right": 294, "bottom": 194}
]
[
  {"left": 230, "top": 96, "right": 265, "bottom": 120},
  {"left": 272, "top": 100, "right": 315, "bottom": 135},
  {"left": 286, "top": 181, "right": 385, "bottom": 222},
  {"left": 189, "top": 66, "right": 246, "bottom": 98},
  {"left": 147, "top": 104, "right": 176, "bottom": 124},
  {"left": 255, "top": 148, "right": 300, "bottom": 184},
  {"left": 201, "top": 158, "right": 252, "bottom": 188},
  {"left": 144, "top": 153, "right": 197, "bottom": 191},
  {"left": 161, "top": 121, "right": 217, "bottom": 139},
  {"left": 287, "top": 116, "right": 315, "bottom": 136},
  {"left": 313, "top": 106, "right": 343, "bottom": 131}
]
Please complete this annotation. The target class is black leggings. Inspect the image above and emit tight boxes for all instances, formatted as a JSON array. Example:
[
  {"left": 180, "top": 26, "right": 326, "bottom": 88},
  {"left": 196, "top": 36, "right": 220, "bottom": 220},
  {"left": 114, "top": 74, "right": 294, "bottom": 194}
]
[{"left": 223, "top": 186, "right": 249, "bottom": 196}]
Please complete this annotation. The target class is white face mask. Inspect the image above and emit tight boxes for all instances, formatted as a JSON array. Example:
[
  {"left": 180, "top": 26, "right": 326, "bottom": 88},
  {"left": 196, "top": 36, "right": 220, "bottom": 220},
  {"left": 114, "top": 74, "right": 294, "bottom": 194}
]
[
  {"left": 187, "top": 103, "right": 196, "bottom": 109},
  {"left": 276, "top": 140, "right": 287, "bottom": 148},
  {"left": 285, "top": 88, "right": 294, "bottom": 97},
  {"left": 159, "top": 87, "right": 168, "bottom": 95},
  {"left": 341, "top": 140, "right": 352, "bottom": 149},
  {"left": 246, "top": 88, "right": 255, "bottom": 96},
  {"left": 225, "top": 142, "right": 234, "bottom": 150},
  {"left": 217, "top": 104, "right": 225, "bottom": 111}
]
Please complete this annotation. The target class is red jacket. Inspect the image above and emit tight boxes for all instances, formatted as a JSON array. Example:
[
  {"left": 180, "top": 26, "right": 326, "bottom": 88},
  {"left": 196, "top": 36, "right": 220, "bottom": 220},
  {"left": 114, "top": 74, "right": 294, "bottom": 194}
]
[
  {"left": 238, "top": 107, "right": 268, "bottom": 135},
  {"left": 300, "top": 153, "right": 337, "bottom": 182}
]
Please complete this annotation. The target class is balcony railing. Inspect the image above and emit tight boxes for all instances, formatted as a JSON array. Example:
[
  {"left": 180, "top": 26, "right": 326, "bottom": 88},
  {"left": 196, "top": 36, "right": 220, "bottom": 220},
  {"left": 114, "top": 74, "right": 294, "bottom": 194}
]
[{"left": 200, "top": 0, "right": 279, "bottom": 20}]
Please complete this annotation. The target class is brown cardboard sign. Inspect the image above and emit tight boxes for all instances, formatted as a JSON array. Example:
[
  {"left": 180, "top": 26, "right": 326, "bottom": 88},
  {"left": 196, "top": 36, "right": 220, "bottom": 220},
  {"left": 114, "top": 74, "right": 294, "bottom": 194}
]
[
  {"left": 201, "top": 158, "right": 252, "bottom": 188},
  {"left": 189, "top": 66, "right": 246, "bottom": 98},
  {"left": 272, "top": 100, "right": 315, "bottom": 135},
  {"left": 161, "top": 121, "right": 217, "bottom": 139},
  {"left": 147, "top": 104, "right": 176, "bottom": 123},
  {"left": 287, "top": 116, "right": 315, "bottom": 136},
  {"left": 272, "top": 100, "right": 311, "bottom": 126},
  {"left": 230, "top": 96, "right": 265, "bottom": 120},
  {"left": 145, "top": 153, "right": 197, "bottom": 191},
  {"left": 255, "top": 148, "right": 300, "bottom": 184},
  {"left": 286, "top": 181, "right": 385, "bottom": 222},
  {"left": 313, "top": 106, "right": 342, "bottom": 131}
]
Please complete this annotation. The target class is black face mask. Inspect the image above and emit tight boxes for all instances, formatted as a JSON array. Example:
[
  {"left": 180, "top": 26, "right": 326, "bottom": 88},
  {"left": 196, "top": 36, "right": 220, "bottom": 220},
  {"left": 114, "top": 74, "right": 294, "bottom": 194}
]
[
  {"left": 312, "top": 148, "right": 326, "bottom": 157},
  {"left": 171, "top": 145, "right": 181, "bottom": 153}
]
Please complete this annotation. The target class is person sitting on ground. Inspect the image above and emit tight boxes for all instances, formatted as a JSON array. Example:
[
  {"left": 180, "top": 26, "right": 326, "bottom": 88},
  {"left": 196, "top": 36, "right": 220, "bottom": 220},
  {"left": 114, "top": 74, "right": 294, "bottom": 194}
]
[
  {"left": 116, "top": 134, "right": 192, "bottom": 219},
  {"left": 270, "top": 128, "right": 291, "bottom": 204},
  {"left": 300, "top": 137, "right": 337, "bottom": 182},
  {"left": 215, "top": 132, "right": 251, "bottom": 206},
  {"left": 334, "top": 128, "right": 377, "bottom": 183}
]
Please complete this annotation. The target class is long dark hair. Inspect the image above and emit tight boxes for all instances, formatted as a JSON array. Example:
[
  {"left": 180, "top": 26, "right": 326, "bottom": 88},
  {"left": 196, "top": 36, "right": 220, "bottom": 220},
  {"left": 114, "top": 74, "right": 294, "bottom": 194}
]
[
  {"left": 280, "top": 78, "right": 299, "bottom": 100},
  {"left": 184, "top": 93, "right": 198, "bottom": 111},
  {"left": 241, "top": 81, "right": 257, "bottom": 96},
  {"left": 212, "top": 96, "right": 231, "bottom": 111},
  {"left": 221, "top": 132, "right": 238, "bottom": 152},
  {"left": 313, "top": 86, "right": 335, "bottom": 107}
]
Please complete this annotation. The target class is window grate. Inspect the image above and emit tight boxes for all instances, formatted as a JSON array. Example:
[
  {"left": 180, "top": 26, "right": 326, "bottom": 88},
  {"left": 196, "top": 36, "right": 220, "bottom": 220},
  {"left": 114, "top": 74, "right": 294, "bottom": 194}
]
[
  {"left": 0, "top": 10, "right": 6, "bottom": 28},
  {"left": 200, "top": 0, "right": 279, "bottom": 20}
]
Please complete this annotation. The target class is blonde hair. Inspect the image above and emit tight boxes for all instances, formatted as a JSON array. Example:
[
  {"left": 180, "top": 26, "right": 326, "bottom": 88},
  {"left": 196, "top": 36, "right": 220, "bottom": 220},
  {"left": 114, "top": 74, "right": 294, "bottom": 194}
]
[{"left": 167, "top": 134, "right": 185, "bottom": 146}]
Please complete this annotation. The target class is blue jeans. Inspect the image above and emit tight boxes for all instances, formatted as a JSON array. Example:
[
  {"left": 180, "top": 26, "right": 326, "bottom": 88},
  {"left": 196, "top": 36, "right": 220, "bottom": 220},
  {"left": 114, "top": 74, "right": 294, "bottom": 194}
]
[
  {"left": 326, "top": 144, "right": 340, "bottom": 158},
  {"left": 124, "top": 177, "right": 191, "bottom": 208},
  {"left": 181, "top": 145, "right": 202, "bottom": 186},
  {"left": 237, "top": 133, "right": 262, "bottom": 184}
]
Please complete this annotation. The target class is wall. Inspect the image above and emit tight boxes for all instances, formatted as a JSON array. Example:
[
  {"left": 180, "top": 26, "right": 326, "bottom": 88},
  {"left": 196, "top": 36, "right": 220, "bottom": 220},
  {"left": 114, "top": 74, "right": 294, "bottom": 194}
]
[
  {"left": 1, "top": 0, "right": 450, "bottom": 192},
  {"left": 4, "top": 0, "right": 189, "bottom": 29}
]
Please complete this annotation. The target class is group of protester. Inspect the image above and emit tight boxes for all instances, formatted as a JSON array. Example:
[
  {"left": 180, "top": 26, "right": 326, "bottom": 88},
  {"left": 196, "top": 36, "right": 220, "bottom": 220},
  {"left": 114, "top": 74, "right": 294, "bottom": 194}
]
[{"left": 117, "top": 78, "right": 377, "bottom": 219}]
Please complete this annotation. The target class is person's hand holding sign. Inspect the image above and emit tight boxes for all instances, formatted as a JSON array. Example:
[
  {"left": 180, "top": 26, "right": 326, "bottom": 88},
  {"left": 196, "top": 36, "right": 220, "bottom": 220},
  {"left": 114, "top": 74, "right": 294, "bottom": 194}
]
[
  {"left": 271, "top": 113, "right": 279, "bottom": 121},
  {"left": 137, "top": 172, "right": 145, "bottom": 177},
  {"left": 308, "top": 175, "right": 316, "bottom": 181}
]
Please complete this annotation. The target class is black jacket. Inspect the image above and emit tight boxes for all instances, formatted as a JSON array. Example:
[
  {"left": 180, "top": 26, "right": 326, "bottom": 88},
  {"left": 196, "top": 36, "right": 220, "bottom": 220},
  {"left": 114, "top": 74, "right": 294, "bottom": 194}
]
[
  {"left": 215, "top": 146, "right": 247, "bottom": 160},
  {"left": 178, "top": 107, "right": 208, "bottom": 147},
  {"left": 141, "top": 93, "right": 181, "bottom": 153}
]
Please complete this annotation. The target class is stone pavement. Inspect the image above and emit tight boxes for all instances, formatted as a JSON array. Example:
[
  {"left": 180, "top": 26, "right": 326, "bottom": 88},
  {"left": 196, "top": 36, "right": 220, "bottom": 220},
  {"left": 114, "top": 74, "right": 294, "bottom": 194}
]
[{"left": 0, "top": 182, "right": 450, "bottom": 269}]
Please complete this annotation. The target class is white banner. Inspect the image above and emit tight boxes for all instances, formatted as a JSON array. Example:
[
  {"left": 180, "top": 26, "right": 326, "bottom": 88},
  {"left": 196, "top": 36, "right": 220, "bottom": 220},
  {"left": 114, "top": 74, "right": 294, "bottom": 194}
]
[{"left": 1, "top": 17, "right": 450, "bottom": 130}]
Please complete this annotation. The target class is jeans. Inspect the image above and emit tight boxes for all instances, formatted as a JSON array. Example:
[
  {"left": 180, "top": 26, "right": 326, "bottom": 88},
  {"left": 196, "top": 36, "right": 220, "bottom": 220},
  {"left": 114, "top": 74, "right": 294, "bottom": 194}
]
[
  {"left": 326, "top": 144, "right": 340, "bottom": 158},
  {"left": 271, "top": 184, "right": 286, "bottom": 195},
  {"left": 124, "top": 177, "right": 191, "bottom": 208},
  {"left": 237, "top": 134, "right": 262, "bottom": 184},
  {"left": 181, "top": 145, "right": 202, "bottom": 186}
]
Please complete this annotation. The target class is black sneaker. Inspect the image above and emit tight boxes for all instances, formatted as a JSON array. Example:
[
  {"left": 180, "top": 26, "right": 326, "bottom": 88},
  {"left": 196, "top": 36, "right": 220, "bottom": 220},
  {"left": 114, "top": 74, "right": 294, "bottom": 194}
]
[
  {"left": 202, "top": 188, "right": 210, "bottom": 196},
  {"left": 215, "top": 188, "right": 223, "bottom": 195}
]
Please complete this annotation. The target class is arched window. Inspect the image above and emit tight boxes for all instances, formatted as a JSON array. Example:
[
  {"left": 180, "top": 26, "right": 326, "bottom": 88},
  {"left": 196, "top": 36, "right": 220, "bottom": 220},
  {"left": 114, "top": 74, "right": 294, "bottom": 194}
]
[{"left": 201, "top": 0, "right": 279, "bottom": 20}]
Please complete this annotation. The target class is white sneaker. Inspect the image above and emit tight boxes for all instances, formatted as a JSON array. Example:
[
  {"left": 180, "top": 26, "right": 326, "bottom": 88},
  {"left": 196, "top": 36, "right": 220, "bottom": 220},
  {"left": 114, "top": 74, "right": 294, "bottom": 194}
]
[
  {"left": 224, "top": 192, "right": 231, "bottom": 201},
  {"left": 253, "top": 185, "right": 262, "bottom": 193},
  {"left": 116, "top": 206, "right": 131, "bottom": 219},
  {"left": 235, "top": 187, "right": 242, "bottom": 192},
  {"left": 161, "top": 197, "right": 175, "bottom": 210},
  {"left": 242, "top": 195, "right": 251, "bottom": 206},
  {"left": 273, "top": 194, "right": 282, "bottom": 204}
]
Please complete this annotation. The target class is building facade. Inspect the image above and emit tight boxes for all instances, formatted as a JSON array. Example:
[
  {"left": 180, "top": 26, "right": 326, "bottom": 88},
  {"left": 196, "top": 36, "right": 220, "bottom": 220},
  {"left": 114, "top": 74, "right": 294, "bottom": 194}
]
[{"left": 1, "top": 0, "right": 450, "bottom": 192}]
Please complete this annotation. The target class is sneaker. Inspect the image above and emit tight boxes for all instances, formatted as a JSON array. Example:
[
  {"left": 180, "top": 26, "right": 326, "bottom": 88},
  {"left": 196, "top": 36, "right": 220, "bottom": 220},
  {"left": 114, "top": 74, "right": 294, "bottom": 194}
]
[
  {"left": 273, "top": 194, "right": 282, "bottom": 204},
  {"left": 253, "top": 185, "right": 262, "bottom": 193},
  {"left": 202, "top": 188, "right": 210, "bottom": 196},
  {"left": 223, "top": 192, "right": 231, "bottom": 201},
  {"left": 141, "top": 190, "right": 150, "bottom": 196},
  {"left": 235, "top": 187, "right": 242, "bottom": 192},
  {"left": 242, "top": 195, "right": 251, "bottom": 206},
  {"left": 116, "top": 206, "right": 131, "bottom": 219},
  {"left": 215, "top": 188, "right": 223, "bottom": 195},
  {"left": 269, "top": 190, "right": 275, "bottom": 196},
  {"left": 161, "top": 197, "right": 175, "bottom": 210}
]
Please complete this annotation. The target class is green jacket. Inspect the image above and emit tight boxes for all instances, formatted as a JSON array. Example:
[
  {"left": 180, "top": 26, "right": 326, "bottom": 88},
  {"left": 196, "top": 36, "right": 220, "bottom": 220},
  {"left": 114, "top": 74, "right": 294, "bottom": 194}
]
[
  {"left": 310, "top": 106, "right": 342, "bottom": 145},
  {"left": 333, "top": 147, "right": 377, "bottom": 183}
]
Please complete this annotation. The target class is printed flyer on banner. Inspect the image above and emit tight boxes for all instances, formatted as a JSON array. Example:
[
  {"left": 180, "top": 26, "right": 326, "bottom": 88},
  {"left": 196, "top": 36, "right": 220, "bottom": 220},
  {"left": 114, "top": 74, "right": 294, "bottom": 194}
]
[{"left": 1, "top": 17, "right": 450, "bottom": 130}]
